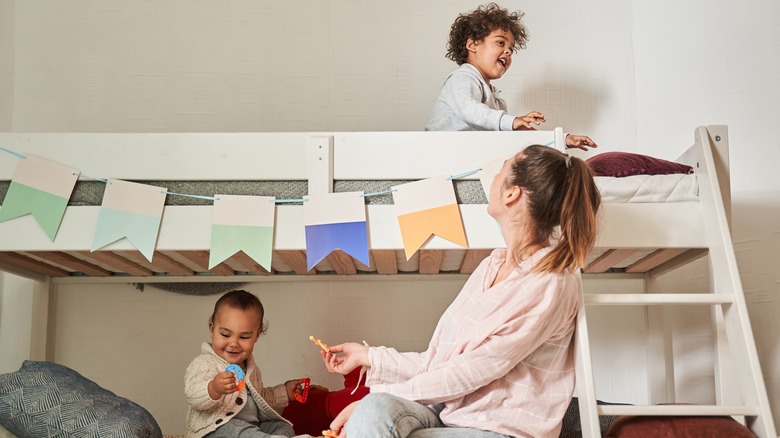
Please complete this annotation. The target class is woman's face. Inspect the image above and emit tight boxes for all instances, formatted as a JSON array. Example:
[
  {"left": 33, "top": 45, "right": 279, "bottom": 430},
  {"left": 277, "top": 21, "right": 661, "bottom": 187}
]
[{"left": 487, "top": 156, "right": 514, "bottom": 219}]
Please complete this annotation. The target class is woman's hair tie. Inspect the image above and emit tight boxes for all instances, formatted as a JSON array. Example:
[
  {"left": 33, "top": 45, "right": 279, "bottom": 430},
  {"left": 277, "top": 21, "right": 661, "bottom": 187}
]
[{"left": 565, "top": 154, "right": 573, "bottom": 169}]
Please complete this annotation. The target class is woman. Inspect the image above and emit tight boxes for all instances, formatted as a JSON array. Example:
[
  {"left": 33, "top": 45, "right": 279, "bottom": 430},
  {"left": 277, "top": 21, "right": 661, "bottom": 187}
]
[{"left": 321, "top": 145, "right": 601, "bottom": 438}]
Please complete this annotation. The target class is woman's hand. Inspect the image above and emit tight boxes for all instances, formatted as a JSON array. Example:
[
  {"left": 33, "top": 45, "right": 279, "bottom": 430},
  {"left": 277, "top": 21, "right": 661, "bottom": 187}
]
[
  {"left": 513, "top": 111, "right": 546, "bottom": 130},
  {"left": 320, "top": 342, "right": 370, "bottom": 376},
  {"left": 330, "top": 400, "right": 360, "bottom": 437},
  {"left": 566, "top": 134, "right": 597, "bottom": 151}
]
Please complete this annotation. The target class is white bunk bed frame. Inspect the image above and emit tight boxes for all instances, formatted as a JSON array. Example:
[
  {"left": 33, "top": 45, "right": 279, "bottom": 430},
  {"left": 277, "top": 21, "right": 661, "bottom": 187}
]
[{"left": 0, "top": 126, "right": 775, "bottom": 437}]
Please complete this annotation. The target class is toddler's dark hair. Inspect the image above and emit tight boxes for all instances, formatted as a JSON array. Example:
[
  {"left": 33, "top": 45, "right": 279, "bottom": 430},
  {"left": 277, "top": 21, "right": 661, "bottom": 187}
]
[
  {"left": 210, "top": 289, "right": 268, "bottom": 334},
  {"left": 446, "top": 3, "right": 529, "bottom": 65}
]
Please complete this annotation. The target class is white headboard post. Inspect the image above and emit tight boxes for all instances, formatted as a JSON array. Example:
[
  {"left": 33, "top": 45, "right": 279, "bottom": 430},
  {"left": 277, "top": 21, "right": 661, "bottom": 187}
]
[
  {"left": 554, "top": 127, "right": 566, "bottom": 152},
  {"left": 306, "top": 136, "right": 334, "bottom": 195}
]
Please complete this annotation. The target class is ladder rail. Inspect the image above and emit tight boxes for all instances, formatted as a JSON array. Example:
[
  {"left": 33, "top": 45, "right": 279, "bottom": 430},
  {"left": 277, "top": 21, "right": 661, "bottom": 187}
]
[{"left": 695, "top": 126, "right": 776, "bottom": 437}]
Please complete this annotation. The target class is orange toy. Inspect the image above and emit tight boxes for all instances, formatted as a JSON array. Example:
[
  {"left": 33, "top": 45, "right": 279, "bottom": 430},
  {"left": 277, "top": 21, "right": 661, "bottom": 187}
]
[{"left": 309, "top": 335, "right": 331, "bottom": 354}]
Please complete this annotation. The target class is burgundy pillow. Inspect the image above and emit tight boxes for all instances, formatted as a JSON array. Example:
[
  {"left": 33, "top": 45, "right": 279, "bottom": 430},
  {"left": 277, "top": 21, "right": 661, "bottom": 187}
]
[
  {"left": 586, "top": 152, "right": 693, "bottom": 177},
  {"left": 605, "top": 415, "right": 755, "bottom": 437}
]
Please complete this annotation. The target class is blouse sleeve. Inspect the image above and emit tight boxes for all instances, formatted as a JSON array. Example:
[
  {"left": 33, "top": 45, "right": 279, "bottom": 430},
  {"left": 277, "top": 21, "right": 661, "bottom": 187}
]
[{"left": 368, "top": 274, "right": 579, "bottom": 404}]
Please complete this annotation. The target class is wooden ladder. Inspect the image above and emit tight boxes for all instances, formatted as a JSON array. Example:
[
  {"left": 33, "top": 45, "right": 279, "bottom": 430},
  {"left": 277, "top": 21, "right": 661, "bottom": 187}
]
[{"left": 574, "top": 126, "right": 777, "bottom": 437}]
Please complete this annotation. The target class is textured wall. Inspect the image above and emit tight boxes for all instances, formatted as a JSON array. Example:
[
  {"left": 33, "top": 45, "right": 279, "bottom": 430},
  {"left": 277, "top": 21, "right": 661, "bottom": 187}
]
[
  {"left": 9, "top": 1, "right": 636, "bottom": 150},
  {"left": 0, "top": 0, "right": 13, "bottom": 131}
]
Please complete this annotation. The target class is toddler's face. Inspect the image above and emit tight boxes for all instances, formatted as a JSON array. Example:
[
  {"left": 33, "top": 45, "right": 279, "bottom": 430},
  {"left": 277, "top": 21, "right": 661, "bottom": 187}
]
[
  {"left": 468, "top": 29, "right": 515, "bottom": 83},
  {"left": 209, "top": 305, "right": 262, "bottom": 366}
]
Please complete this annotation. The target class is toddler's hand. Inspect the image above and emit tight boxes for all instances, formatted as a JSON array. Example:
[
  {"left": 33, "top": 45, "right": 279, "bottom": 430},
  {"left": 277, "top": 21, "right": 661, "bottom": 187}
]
[
  {"left": 513, "top": 111, "right": 546, "bottom": 130},
  {"left": 566, "top": 134, "right": 597, "bottom": 151},
  {"left": 284, "top": 378, "right": 304, "bottom": 401},
  {"left": 209, "top": 371, "right": 239, "bottom": 397}
]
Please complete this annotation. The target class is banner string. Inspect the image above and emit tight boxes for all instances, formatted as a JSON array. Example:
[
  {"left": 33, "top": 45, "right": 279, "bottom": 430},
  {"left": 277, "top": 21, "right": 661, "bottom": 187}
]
[
  {"left": 162, "top": 191, "right": 220, "bottom": 201},
  {"left": 447, "top": 169, "right": 481, "bottom": 180},
  {"left": 273, "top": 198, "right": 307, "bottom": 203},
  {"left": 73, "top": 172, "right": 110, "bottom": 184},
  {"left": 1, "top": 147, "right": 26, "bottom": 159}
]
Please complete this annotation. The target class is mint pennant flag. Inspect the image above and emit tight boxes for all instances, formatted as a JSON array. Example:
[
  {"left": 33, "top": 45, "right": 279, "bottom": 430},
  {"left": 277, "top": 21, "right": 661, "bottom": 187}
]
[{"left": 0, "top": 154, "right": 78, "bottom": 241}]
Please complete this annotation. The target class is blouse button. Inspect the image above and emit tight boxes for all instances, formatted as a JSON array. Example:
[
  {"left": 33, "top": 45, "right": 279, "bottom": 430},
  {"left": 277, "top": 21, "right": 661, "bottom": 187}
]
[{"left": 236, "top": 398, "right": 244, "bottom": 405}]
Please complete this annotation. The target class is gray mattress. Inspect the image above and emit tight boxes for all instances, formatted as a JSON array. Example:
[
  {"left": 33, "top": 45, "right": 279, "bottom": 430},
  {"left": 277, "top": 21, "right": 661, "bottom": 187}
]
[{"left": 0, "top": 180, "right": 487, "bottom": 206}]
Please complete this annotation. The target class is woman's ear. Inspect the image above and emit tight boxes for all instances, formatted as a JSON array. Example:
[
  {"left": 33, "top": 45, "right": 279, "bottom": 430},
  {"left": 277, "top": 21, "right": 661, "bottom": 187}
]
[{"left": 504, "top": 185, "right": 522, "bottom": 206}]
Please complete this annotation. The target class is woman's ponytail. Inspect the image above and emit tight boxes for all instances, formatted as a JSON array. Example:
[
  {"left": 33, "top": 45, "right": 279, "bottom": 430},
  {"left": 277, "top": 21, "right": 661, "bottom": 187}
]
[{"left": 508, "top": 146, "right": 601, "bottom": 273}]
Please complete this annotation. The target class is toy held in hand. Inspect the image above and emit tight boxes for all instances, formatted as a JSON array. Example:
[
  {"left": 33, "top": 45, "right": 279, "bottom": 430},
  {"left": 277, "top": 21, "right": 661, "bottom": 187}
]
[
  {"left": 322, "top": 430, "right": 338, "bottom": 438},
  {"left": 294, "top": 377, "right": 310, "bottom": 403},
  {"left": 309, "top": 335, "right": 330, "bottom": 353},
  {"left": 225, "top": 364, "right": 245, "bottom": 392}
]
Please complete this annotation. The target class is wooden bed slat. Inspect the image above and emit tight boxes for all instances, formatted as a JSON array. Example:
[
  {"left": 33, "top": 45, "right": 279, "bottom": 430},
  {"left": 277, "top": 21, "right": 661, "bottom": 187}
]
[
  {"left": 326, "top": 250, "right": 357, "bottom": 275},
  {"left": 0, "top": 252, "right": 70, "bottom": 277},
  {"left": 76, "top": 251, "right": 154, "bottom": 276},
  {"left": 275, "top": 250, "right": 315, "bottom": 275},
  {"left": 626, "top": 248, "right": 689, "bottom": 273},
  {"left": 175, "top": 251, "right": 236, "bottom": 276},
  {"left": 584, "top": 249, "right": 638, "bottom": 273},
  {"left": 224, "top": 251, "right": 272, "bottom": 275},
  {"left": 371, "top": 250, "right": 398, "bottom": 275},
  {"left": 419, "top": 250, "right": 443, "bottom": 274},
  {"left": 110, "top": 250, "right": 195, "bottom": 276},
  {"left": 459, "top": 250, "right": 492, "bottom": 274},
  {"left": 649, "top": 248, "right": 709, "bottom": 277},
  {"left": 25, "top": 251, "right": 112, "bottom": 276}
]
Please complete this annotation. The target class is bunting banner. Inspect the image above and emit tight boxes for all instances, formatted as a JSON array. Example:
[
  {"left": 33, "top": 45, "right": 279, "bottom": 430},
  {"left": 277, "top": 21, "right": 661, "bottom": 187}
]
[
  {"left": 0, "top": 154, "right": 78, "bottom": 241},
  {"left": 91, "top": 179, "right": 166, "bottom": 262},
  {"left": 304, "top": 191, "right": 369, "bottom": 270},
  {"left": 209, "top": 195, "right": 275, "bottom": 270},
  {"left": 392, "top": 176, "right": 467, "bottom": 260}
]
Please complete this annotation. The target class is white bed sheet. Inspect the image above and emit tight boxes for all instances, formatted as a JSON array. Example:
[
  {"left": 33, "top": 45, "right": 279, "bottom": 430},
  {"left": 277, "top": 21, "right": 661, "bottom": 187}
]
[{"left": 596, "top": 174, "right": 698, "bottom": 203}]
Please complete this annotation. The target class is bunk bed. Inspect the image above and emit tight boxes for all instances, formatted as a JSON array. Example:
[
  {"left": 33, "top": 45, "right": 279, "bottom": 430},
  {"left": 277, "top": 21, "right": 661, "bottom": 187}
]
[
  {"left": 0, "top": 127, "right": 708, "bottom": 279},
  {"left": 0, "top": 126, "right": 775, "bottom": 437}
]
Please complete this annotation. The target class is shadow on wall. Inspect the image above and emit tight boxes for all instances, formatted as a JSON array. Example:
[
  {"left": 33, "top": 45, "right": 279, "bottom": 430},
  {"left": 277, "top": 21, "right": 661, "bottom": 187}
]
[
  {"left": 731, "top": 191, "right": 780, "bottom": 427},
  {"left": 505, "top": 69, "right": 611, "bottom": 134}
]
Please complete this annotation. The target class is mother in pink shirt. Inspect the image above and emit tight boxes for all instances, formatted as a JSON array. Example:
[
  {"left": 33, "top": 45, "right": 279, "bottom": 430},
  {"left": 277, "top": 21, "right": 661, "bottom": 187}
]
[{"left": 322, "top": 144, "right": 601, "bottom": 438}]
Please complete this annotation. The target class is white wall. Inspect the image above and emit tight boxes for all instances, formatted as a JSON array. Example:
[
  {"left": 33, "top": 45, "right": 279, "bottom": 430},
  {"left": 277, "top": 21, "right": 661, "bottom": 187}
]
[
  {"left": 631, "top": 0, "right": 780, "bottom": 428},
  {"left": 1, "top": 0, "right": 778, "bottom": 433},
  {"left": 0, "top": 0, "right": 13, "bottom": 131},
  {"left": 8, "top": 0, "right": 636, "bottom": 148}
]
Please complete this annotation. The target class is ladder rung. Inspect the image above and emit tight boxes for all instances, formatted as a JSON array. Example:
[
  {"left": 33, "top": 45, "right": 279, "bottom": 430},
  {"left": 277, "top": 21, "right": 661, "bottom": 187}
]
[
  {"left": 598, "top": 405, "right": 759, "bottom": 417},
  {"left": 584, "top": 293, "right": 733, "bottom": 305}
]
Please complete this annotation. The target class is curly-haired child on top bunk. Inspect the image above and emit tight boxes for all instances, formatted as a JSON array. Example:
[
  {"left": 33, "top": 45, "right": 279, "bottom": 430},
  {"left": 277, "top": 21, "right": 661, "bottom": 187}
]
[
  {"left": 184, "top": 290, "right": 312, "bottom": 438},
  {"left": 426, "top": 2, "right": 597, "bottom": 151}
]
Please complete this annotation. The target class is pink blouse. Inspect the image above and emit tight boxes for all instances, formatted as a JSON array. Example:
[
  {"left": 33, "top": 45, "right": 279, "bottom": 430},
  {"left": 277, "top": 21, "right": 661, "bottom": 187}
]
[{"left": 366, "top": 247, "right": 581, "bottom": 437}]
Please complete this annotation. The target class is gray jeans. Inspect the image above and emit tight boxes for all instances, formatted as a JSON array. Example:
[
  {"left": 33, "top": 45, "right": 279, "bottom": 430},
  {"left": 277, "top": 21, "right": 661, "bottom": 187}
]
[
  {"left": 345, "top": 393, "right": 512, "bottom": 438},
  {"left": 204, "top": 419, "right": 295, "bottom": 438}
]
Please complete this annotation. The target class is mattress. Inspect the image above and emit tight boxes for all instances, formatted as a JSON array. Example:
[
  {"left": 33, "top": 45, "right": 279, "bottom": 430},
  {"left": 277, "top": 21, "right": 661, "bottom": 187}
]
[
  {"left": 595, "top": 173, "right": 698, "bottom": 203},
  {"left": 0, "top": 174, "right": 699, "bottom": 206}
]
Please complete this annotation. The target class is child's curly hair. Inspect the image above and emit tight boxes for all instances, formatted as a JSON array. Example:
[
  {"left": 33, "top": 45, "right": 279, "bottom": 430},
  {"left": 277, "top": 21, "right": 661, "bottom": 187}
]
[{"left": 446, "top": 3, "right": 529, "bottom": 65}]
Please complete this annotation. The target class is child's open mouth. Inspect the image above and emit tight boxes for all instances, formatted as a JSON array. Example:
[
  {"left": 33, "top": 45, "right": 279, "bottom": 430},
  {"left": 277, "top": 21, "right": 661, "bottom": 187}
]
[{"left": 498, "top": 58, "right": 508, "bottom": 69}]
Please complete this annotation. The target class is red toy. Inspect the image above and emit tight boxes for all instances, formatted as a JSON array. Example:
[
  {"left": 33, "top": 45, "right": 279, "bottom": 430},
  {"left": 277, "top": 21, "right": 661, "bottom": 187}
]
[{"left": 294, "top": 377, "right": 311, "bottom": 403}]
